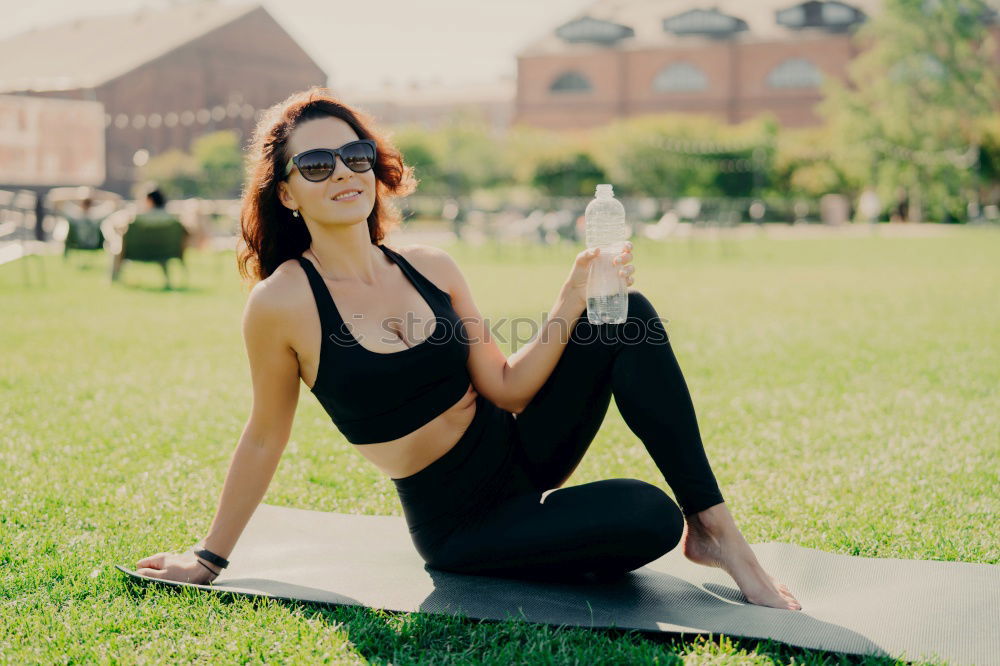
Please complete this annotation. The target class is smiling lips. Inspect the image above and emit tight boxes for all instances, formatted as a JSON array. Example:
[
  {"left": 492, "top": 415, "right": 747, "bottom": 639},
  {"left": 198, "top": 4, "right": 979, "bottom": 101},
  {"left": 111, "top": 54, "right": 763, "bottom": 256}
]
[{"left": 332, "top": 189, "right": 362, "bottom": 202}]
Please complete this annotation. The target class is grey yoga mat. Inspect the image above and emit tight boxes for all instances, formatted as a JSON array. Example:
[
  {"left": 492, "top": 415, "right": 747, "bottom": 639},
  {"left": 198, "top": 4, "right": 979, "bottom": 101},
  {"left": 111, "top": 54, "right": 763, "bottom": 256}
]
[{"left": 117, "top": 503, "right": 999, "bottom": 665}]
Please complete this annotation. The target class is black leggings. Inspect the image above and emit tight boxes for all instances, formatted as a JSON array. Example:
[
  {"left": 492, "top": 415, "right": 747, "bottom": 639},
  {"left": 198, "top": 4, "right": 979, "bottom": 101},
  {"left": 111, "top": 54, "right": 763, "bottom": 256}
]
[{"left": 391, "top": 289, "right": 725, "bottom": 582}]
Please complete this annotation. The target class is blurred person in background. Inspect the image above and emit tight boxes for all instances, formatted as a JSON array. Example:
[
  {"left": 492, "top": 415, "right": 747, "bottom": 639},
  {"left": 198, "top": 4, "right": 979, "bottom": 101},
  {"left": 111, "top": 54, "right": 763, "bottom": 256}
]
[
  {"left": 857, "top": 185, "right": 881, "bottom": 225},
  {"left": 103, "top": 186, "right": 189, "bottom": 280},
  {"left": 890, "top": 185, "right": 909, "bottom": 223},
  {"left": 52, "top": 194, "right": 107, "bottom": 254}
]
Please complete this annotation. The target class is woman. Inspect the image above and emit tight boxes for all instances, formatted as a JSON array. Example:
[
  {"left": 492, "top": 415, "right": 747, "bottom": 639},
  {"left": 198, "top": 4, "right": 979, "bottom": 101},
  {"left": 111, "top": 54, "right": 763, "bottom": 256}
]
[{"left": 136, "top": 87, "right": 800, "bottom": 611}]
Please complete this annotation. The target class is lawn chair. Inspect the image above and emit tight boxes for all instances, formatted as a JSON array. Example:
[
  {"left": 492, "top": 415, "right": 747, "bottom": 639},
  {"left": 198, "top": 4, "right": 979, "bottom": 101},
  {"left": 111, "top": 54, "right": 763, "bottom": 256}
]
[
  {"left": 114, "top": 213, "right": 189, "bottom": 288},
  {"left": 62, "top": 215, "right": 106, "bottom": 257}
]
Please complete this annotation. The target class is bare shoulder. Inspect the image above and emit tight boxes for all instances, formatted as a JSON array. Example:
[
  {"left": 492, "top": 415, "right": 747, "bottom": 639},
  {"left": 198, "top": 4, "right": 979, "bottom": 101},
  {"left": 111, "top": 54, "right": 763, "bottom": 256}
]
[
  {"left": 243, "top": 258, "right": 311, "bottom": 329},
  {"left": 391, "top": 243, "right": 463, "bottom": 296}
]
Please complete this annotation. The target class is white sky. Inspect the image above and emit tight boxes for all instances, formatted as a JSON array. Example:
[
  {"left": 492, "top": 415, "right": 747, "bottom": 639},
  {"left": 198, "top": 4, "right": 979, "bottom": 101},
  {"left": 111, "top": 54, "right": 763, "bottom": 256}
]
[{"left": 0, "top": 0, "right": 596, "bottom": 92}]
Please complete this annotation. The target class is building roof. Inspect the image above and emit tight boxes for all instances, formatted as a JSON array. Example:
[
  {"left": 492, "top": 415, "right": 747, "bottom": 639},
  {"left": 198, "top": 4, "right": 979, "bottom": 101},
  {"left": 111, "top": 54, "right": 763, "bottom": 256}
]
[
  {"left": 519, "top": 0, "right": 894, "bottom": 55},
  {"left": 0, "top": 3, "right": 261, "bottom": 92}
]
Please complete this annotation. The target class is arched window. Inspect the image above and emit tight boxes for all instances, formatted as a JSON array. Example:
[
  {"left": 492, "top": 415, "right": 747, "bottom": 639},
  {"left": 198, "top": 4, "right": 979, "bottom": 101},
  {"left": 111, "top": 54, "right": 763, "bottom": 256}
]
[
  {"left": 766, "top": 58, "right": 823, "bottom": 88},
  {"left": 653, "top": 63, "right": 708, "bottom": 92},
  {"left": 549, "top": 71, "right": 593, "bottom": 93}
]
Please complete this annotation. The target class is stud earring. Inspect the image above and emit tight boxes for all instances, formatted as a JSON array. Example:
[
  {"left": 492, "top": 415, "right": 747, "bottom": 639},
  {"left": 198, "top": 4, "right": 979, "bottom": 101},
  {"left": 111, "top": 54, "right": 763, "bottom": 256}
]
[{"left": 292, "top": 209, "right": 300, "bottom": 218}]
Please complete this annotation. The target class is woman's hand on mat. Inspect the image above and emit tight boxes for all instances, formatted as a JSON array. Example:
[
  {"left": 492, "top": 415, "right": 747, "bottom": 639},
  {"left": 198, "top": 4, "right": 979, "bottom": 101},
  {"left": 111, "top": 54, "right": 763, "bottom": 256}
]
[
  {"left": 135, "top": 550, "right": 219, "bottom": 585},
  {"left": 563, "top": 241, "right": 635, "bottom": 308}
]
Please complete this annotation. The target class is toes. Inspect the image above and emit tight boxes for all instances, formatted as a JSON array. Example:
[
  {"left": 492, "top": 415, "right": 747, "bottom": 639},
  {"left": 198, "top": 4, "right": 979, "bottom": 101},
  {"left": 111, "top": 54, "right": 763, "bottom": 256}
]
[{"left": 780, "top": 591, "right": 802, "bottom": 610}]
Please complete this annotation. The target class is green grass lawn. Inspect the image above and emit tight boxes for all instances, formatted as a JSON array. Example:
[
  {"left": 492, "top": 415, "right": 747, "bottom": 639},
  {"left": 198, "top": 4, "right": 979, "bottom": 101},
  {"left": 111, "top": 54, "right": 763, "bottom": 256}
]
[{"left": 2, "top": 229, "right": 997, "bottom": 664}]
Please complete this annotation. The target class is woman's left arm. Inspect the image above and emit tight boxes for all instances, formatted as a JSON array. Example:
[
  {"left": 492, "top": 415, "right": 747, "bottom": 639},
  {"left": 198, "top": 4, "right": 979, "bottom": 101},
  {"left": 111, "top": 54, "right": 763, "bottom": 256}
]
[{"left": 425, "top": 242, "right": 634, "bottom": 414}]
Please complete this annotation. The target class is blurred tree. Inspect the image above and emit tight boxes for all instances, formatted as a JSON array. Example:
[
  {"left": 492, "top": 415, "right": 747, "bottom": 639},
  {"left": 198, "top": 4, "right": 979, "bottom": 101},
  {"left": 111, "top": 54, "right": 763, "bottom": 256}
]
[
  {"left": 191, "top": 130, "right": 244, "bottom": 199},
  {"left": 977, "top": 114, "right": 1000, "bottom": 185},
  {"left": 139, "top": 130, "right": 243, "bottom": 199},
  {"left": 532, "top": 152, "right": 606, "bottom": 196},
  {"left": 503, "top": 125, "right": 575, "bottom": 187},
  {"left": 819, "top": 0, "right": 1000, "bottom": 222},
  {"left": 593, "top": 115, "right": 714, "bottom": 197},
  {"left": 140, "top": 148, "right": 201, "bottom": 200},
  {"left": 773, "top": 126, "right": 852, "bottom": 199},
  {"left": 393, "top": 112, "right": 510, "bottom": 196},
  {"left": 435, "top": 112, "right": 510, "bottom": 195},
  {"left": 591, "top": 113, "right": 775, "bottom": 198},
  {"left": 393, "top": 132, "right": 441, "bottom": 194}
]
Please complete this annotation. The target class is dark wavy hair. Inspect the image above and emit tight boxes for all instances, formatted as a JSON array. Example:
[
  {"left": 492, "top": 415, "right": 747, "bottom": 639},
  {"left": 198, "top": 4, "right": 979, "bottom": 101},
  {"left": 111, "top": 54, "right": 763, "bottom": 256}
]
[{"left": 236, "top": 86, "right": 418, "bottom": 285}]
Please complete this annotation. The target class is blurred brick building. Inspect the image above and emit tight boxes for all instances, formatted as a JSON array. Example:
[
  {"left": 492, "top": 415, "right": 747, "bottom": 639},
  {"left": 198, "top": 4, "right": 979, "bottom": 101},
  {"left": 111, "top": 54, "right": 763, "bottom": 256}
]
[
  {"left": 343, "top": 78, "right": 516, "bottom": 134},
  {"left": 0, "top": 3, "right": 327, "bottom": 195},
  {"left": 515, "top": 0, "right": 1000, "bottom": 129}
]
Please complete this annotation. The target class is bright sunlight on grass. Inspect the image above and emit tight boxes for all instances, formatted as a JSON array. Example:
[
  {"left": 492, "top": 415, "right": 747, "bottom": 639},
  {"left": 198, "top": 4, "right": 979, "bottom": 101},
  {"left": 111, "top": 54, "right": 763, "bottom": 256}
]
[{"left": 1, "top": 228, "right": 997, "bottom": 663}]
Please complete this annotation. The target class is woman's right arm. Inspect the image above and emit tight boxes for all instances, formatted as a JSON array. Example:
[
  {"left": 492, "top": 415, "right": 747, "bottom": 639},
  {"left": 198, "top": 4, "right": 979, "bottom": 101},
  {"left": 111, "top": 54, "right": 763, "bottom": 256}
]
[
  {"left": 136, "top": 280, "right": 302, "bottom": 583},
  {"left": 199, "top": 280, "right": 302, "bottom": 558}
]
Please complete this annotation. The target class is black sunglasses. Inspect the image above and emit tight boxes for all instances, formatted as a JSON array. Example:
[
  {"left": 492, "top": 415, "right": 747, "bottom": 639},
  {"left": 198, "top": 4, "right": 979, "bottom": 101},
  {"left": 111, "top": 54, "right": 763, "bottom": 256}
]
[{"left": 284, "top": 139, "right": 377, "bottom": 182}]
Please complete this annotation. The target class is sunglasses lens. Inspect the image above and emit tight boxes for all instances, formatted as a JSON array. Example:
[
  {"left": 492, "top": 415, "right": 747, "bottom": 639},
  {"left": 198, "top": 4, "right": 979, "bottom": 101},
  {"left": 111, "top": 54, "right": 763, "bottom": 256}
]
[
  {"left": 297, "top": 151, "right": 335, "bottom": 181},
  {"left": 341, "top": 141, "right": 375, "bottom": 172},
  {"left": 293, "top": 142, "right": 375, "bottom": 181}
]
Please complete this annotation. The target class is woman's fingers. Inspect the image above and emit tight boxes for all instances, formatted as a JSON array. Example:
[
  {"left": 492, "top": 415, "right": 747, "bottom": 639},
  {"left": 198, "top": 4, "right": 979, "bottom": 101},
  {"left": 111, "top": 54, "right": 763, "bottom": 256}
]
[
  {"left": 599, "top": 240, "right": 635, "bottom": 286},
  {"left": 137, "top": 553, "right": 166, "bottom": 569},
  {"left": 612, "top": 242, "right": 633, "bottom": 267},
  {"left": 618, "top": 262, "right": 636, "bottom": 287},
  {"left": 614, "top": 252, "right": 632, "bottom": 264},
  {"left": 133, "top": 553, "right": 216, "bottom": 584}
]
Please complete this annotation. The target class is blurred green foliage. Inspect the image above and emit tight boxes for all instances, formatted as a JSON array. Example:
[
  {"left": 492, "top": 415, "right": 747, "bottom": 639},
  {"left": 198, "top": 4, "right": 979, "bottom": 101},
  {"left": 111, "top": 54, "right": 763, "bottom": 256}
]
[
  {"left": 818, "top": 0, "right": 1000, "bottom": 221},
  {"left": 140, "top": 130, "right": 244, "bottom": 200},
  {"left": 136, "top": 1, "right": 1000, "bottom": 222}
]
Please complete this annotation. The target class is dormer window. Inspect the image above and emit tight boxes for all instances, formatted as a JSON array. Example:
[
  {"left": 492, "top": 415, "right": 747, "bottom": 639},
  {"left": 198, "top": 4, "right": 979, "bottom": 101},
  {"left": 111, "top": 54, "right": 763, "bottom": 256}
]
[
  {"left": 549, "top": 71, "right": 593, "bottom": 93},
  {"left": 555, "top": 17, "right": 635, "bottom": 45},
  {"left": 663, "top": 8, "right": 749, "bottom": 38},
  {"left": 776, "top": 1, "right": 866, "bottom": 31}
]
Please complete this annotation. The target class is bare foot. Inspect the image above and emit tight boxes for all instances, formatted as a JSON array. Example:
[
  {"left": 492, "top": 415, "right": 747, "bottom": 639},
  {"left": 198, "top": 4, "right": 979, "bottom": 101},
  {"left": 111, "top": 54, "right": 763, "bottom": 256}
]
[{"left": 681, "top": 502, "right": 802, "bottom": 611}]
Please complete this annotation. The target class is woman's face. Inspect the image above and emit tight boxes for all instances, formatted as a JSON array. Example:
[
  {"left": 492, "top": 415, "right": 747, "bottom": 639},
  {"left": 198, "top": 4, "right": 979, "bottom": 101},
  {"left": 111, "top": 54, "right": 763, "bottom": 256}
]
[{"left": 278, "top": 116, "right": 377, "bottom": 227}]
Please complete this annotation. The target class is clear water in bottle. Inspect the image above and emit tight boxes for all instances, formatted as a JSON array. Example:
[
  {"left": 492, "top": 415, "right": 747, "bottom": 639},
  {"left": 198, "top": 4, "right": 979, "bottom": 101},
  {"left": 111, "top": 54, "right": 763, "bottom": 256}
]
[{"left": 585, "top": 184, "right": 629, "bottom": 324}]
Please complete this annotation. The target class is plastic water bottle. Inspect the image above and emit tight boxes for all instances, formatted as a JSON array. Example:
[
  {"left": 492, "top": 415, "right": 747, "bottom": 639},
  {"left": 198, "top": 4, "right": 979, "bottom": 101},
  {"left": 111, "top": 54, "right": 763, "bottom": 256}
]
[{"left": 585, "top": 184, "right": 628, "bottom": 324}]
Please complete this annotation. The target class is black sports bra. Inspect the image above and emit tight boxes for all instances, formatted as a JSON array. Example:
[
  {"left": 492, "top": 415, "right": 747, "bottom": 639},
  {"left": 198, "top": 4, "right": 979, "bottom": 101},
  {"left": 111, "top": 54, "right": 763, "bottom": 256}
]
[{"left": 297, "top": 243, "right": 471, "bottom": 444}]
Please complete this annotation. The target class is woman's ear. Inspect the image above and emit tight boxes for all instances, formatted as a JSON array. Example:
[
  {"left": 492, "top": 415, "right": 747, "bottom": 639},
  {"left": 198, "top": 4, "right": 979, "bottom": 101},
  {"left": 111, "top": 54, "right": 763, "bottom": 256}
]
[{"left": 277, "top": 180, "right": 297, "bottom": 212}]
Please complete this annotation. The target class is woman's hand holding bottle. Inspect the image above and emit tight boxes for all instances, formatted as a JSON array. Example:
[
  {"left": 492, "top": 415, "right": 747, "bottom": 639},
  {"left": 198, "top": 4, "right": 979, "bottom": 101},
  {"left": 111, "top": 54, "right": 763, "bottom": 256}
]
[{"left": 561, "top": 241, "right": 635, "bottom": 310}]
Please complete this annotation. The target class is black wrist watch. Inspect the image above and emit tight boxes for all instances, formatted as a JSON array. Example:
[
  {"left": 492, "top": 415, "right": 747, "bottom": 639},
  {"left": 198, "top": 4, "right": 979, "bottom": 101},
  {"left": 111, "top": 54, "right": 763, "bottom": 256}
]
[{"left": 193, "top": 546, "right": 230, "bottom": 570}]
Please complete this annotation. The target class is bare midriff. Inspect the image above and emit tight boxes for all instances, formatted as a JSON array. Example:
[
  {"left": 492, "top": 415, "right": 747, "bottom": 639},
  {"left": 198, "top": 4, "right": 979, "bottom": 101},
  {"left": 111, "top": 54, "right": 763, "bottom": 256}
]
[
  {"left": 302, "top": 360, "right": 479, "bottom": 479},
  {"left": 295, "top": 247, "right": 480, "bottom": 479},
  {"left": 361, "top": 381, "right": 478, "bottom": 479}
]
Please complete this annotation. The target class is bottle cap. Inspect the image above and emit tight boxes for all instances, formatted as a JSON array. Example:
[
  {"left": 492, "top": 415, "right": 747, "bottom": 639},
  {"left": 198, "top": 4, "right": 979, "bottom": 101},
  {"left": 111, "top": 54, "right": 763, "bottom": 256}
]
[{"left": 596, "top": 184, "right": 613, "bottom": 197}]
